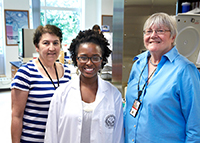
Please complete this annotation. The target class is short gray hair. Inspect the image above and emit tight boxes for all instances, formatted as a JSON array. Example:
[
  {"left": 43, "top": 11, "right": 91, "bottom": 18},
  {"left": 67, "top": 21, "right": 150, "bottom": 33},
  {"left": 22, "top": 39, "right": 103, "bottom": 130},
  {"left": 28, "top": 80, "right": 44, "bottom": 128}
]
[{"left": 143, "top": 12, "right": 177, "bottom": 46}]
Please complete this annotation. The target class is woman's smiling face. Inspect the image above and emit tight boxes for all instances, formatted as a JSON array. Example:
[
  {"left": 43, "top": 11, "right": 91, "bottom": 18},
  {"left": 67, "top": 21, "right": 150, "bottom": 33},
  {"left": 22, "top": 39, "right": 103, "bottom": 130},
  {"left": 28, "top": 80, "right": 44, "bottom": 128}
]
[
  {"left": 143, "top": 24, "right": 175, "bottom": 55},
  {"left": 77, "top": 43, "right": 102, "bottom": 79},
  {"left": 36, "top": 33, "right": 61, "bottom": 63}
]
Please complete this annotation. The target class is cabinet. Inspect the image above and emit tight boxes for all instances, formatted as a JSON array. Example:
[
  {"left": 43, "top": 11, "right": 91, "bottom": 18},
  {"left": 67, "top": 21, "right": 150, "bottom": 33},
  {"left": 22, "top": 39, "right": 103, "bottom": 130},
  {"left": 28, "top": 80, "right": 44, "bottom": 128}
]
[
  {"left": 177, "top": 0, "right": 200, "bottom": 14},
  {"left": 10, "top": 61, "right": 22, "bottom": 80},
  {"left": 11, "top": 65, "right": 19, "bottom": 80}
]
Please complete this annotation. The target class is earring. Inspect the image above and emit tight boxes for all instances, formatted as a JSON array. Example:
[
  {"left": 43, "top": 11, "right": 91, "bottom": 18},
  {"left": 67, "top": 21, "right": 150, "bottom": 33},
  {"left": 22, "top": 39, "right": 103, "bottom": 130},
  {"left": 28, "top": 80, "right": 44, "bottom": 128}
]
[
  {"left": 76, "top": 68, "right": 79, "bottom": 75},
  {"left": 98, "top": 69, "right": 102, "bottom": 76}
]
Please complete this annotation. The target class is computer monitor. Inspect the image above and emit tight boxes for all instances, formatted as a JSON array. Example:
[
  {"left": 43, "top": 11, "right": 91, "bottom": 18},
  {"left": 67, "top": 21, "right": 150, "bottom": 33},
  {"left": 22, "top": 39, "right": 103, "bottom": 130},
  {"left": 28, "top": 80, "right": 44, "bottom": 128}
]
[{"left": 18, "top": 28, "right": 36, "bottom": 62}]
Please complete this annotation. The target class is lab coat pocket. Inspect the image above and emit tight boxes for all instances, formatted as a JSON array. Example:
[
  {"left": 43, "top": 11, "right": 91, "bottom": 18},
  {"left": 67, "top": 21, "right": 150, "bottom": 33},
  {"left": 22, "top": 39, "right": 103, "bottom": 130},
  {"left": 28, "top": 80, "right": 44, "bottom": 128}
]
[{"left": 100, "top": 110, "right": 116, "bottom": 134}]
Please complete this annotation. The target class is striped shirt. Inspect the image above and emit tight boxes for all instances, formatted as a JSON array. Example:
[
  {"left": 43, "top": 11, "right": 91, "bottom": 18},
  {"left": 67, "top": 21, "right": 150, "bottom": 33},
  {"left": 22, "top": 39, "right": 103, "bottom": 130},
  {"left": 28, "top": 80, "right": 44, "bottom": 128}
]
[{"left": 11, "top": 60, "right": 71, "bottom": 143}]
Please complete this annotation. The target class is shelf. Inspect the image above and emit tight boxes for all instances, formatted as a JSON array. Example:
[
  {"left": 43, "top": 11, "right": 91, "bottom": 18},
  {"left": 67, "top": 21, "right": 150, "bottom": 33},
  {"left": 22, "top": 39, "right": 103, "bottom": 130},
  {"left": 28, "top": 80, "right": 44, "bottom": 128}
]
[{"left": 177, "top": 0, "right": 200, "bottom": 14}]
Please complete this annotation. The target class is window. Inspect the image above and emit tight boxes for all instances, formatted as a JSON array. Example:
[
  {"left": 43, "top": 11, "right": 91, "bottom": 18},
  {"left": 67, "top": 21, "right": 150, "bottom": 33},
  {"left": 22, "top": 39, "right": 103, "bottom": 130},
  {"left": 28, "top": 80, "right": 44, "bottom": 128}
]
[
  {"left": 0, "top": 0, "right": 4, "bottom": 75},
  {"left": 40, "top": 0, "right": 82, "bottom": 45}
]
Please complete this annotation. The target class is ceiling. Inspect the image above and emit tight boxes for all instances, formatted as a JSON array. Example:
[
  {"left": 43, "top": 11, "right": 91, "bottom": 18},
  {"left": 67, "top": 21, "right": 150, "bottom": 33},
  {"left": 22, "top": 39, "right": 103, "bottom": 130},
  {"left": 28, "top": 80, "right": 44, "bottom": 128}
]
[{"left": 125, "top": 0, "right": 177, "bottom": 6}]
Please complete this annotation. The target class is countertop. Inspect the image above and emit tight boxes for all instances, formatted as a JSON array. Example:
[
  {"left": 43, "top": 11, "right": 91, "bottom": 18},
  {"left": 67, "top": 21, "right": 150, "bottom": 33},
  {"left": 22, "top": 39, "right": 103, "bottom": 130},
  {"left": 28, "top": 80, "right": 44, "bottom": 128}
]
[{"left": 10, "top": 61, "right": 23, "bottom": 68}]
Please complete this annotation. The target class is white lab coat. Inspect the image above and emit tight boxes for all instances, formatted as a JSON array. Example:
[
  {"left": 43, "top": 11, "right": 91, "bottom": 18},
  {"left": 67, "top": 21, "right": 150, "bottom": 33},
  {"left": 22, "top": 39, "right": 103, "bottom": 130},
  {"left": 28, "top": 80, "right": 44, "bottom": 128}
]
[{"left": 44, "top": 75, "right": 124, "bottom": 143}]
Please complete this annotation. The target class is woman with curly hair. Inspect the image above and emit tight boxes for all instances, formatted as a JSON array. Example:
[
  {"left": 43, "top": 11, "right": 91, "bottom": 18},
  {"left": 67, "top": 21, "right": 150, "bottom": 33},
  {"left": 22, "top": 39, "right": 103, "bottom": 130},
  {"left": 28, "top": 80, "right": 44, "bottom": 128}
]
[{"left": 44, "top": 29, "right": 124, "bottom": 143}]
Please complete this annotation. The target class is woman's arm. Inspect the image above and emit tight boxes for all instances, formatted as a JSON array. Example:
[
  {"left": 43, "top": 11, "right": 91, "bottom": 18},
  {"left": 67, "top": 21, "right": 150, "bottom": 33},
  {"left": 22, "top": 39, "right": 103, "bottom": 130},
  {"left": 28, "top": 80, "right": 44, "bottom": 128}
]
[
  {"left": 179, "top": 65, "right": 200, "bottom": 142},
  {"left": 11, "top": 88, "right": 28, "bottom": 143}
]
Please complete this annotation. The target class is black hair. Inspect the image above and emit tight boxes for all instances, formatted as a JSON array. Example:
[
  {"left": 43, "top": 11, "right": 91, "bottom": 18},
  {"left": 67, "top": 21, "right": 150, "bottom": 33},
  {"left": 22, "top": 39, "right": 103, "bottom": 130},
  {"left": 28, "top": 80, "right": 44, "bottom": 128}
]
[
  {"left": 33, "top": 24, "right": 63, "bottom": 48},
  {"left": 92, "top": 24, "right": 101, "bottom": 32},
  {"left": 68, "top": 29, "right": 111, "bottom": 69}
]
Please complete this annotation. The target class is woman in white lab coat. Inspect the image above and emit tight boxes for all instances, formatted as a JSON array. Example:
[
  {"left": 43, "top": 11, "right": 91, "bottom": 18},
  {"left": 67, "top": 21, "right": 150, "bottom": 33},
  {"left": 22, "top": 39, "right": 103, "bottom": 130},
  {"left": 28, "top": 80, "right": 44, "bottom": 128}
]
[{"left": 44, "top": 29, "right": 124, "bottom": 143}]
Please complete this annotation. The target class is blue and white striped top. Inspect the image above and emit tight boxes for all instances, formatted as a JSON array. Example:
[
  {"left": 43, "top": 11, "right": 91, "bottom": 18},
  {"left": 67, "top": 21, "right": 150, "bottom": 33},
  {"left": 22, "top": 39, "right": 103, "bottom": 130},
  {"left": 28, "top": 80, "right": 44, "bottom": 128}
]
[{"left": 11, "top": 60, "right": 71, "bottom": 143}]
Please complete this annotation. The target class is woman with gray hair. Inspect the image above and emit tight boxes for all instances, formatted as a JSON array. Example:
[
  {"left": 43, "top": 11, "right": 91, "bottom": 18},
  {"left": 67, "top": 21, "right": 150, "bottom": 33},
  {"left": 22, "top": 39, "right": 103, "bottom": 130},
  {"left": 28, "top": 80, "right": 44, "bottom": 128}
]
[{"left": 124, "top": 12, "right": 200, "bottom": 143}]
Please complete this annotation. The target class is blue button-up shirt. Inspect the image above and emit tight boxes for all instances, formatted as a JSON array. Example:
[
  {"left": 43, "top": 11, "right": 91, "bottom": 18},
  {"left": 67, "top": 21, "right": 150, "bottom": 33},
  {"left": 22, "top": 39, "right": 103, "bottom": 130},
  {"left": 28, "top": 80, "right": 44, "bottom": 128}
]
[{"left": 124, "top": 46, "right": 200, "bottom": 143}]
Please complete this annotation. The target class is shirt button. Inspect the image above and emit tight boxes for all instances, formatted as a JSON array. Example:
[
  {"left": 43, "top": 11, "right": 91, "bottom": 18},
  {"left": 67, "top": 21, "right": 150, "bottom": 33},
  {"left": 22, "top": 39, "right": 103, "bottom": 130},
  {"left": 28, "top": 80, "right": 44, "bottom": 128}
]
[
  {"left": 132, "top": 139, "right": 134, "bottom": 142},
  {"left": 140, "top": 99, "right": 142, "bottom": 102},
  {"left": 134, "top": 125, "right": 136, "bottom": 128}
]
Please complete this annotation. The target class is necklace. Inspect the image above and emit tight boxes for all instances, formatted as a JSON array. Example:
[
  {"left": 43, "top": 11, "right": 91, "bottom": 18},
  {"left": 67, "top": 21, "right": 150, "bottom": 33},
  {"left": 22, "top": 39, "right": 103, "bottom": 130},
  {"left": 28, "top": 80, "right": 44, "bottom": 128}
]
[
  {"left": 149, "top": 58, "right": 158, "bottom": 66},
  {"left": 38, "top": 58, "right": 59, "bottom": 89}
]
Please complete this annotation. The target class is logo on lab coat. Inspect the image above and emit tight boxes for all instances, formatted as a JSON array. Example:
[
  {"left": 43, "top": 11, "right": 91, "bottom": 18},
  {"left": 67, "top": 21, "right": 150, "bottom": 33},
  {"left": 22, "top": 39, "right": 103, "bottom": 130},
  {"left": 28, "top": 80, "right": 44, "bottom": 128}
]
[{"left": 105, "top": 114, "right": 115, "bottom": 129}]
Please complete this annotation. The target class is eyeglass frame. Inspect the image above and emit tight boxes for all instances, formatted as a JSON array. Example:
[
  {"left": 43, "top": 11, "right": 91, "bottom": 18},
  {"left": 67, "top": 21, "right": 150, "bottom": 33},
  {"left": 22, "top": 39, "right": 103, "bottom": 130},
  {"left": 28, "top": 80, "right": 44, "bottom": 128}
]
[
  {"left": 77, "top": 56, "right": 102, "bottom": 63},
  {"left": 143, "top": 29, "right": 171, "bottom": 35}
]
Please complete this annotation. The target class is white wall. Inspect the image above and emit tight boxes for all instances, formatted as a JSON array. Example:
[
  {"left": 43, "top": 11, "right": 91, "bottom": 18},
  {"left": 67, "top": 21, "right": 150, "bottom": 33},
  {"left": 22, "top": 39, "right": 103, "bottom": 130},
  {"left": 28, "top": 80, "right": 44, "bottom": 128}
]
[
  {"left": 84, "top": 0, "right": 113, "bottom": 29},
  {"left": 3, "top": 0, "right": 113, "bottom": 79},
  {"left": 84, "top": 0, "right": 101, "bottom": 30},
  {"left": 102, "top": 0, "right": 113, "bottom": 15},
  {"left": 4, "top": 0, "right": 30, "bottom": 79},
  {"left": 4, "top": 0, "right": 29, "bottom": 9}
]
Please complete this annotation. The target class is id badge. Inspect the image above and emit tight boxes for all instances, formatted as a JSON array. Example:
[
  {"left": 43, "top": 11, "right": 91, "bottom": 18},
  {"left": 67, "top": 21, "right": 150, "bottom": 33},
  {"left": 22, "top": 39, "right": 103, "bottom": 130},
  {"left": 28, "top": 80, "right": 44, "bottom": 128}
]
[{"left": 130, "top": 99, "right": 141, "bottom": 117}]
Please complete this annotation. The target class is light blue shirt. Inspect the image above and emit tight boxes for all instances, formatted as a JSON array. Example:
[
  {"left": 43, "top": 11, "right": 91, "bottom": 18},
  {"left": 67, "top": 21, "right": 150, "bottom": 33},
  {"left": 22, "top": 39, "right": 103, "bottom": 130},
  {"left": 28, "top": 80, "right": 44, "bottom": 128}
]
[{"left": 124, "top": 46, "right": 200, "bottom": 143}]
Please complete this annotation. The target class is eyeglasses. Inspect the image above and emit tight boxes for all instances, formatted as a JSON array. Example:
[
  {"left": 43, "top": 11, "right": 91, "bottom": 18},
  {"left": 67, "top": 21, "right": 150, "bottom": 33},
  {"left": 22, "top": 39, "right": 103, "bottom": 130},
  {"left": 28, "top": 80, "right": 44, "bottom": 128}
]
[
  {"left": 143, "top": 29, "right": 171, "bottom": 35},
  {"left": 77, "top": 56, "right": 102, "bottom": 63}
]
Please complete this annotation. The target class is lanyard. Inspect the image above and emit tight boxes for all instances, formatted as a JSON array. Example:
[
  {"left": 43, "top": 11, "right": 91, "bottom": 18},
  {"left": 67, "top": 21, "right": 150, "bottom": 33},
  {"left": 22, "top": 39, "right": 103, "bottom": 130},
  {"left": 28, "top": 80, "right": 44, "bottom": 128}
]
[
  {"left": 137, "top": 60, "right": 156, "bottom": 100},
  {"left": 38, "top": 58, "right": 59, "bottom": 89}
]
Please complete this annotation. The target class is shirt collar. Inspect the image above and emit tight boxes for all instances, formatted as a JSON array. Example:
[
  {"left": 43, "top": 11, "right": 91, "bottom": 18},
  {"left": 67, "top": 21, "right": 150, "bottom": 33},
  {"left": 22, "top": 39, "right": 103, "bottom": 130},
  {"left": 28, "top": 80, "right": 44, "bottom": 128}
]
[
  {"left": 133, "top": 46, "right": 179, "bottom": 63},
  {"left": 133, "top": 50, "right": 150, "bottom": 61},
  {"left": 163, "top": 46, "right": 179, "bottom": 63}
]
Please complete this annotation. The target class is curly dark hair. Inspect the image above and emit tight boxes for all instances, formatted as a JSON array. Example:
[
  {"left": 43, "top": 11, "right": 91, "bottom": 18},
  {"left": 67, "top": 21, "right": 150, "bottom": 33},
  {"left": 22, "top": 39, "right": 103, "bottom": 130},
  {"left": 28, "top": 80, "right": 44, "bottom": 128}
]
[
  {"left": 68, "top": 29, "right": 111, "bottom": 69},
  {"left": 92, "top": 24, "right": 101, "bottom": 32},
  {"left": 33, "top": 24, "right": 63, "bottom": 48}
]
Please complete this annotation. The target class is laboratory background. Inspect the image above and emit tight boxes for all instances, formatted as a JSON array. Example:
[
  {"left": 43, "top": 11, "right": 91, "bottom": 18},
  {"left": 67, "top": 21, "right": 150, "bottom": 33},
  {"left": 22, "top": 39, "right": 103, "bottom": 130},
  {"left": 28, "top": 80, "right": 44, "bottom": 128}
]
[{"left": 1, "top": 0, "right": 200, "bottom": 142}]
